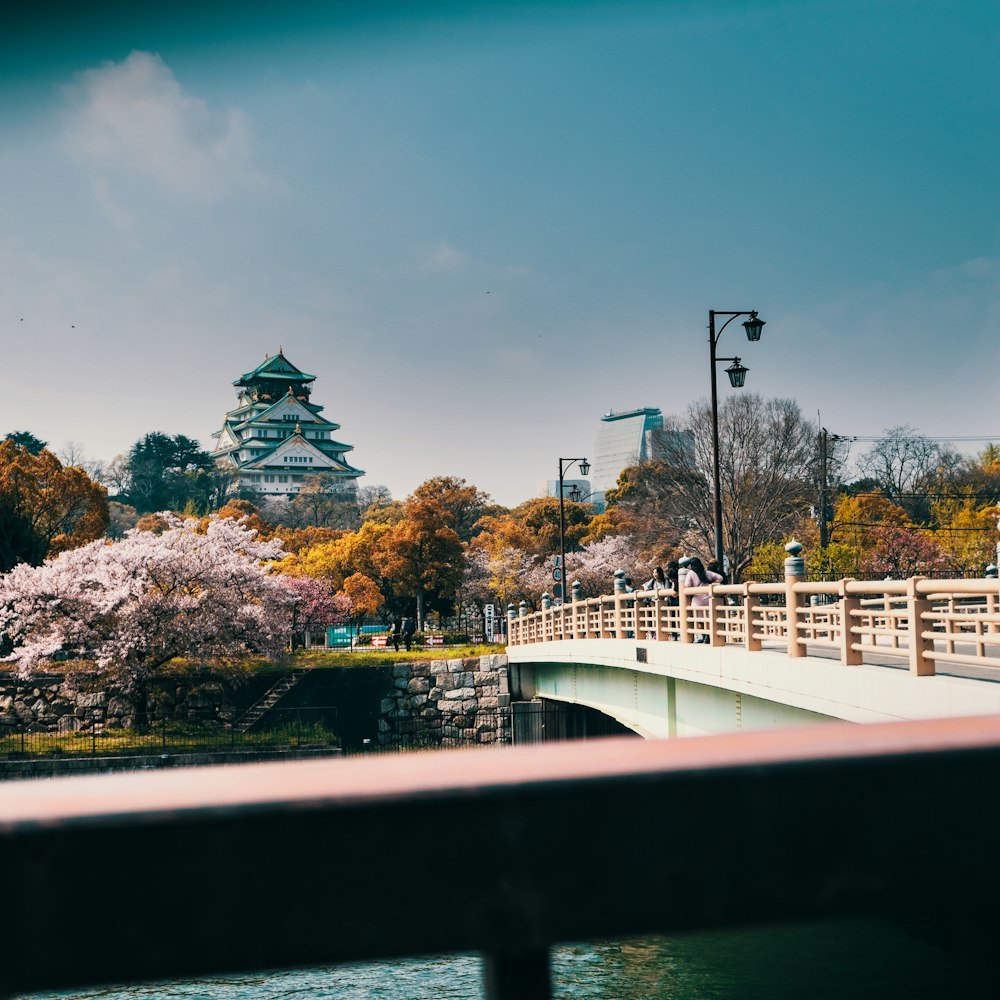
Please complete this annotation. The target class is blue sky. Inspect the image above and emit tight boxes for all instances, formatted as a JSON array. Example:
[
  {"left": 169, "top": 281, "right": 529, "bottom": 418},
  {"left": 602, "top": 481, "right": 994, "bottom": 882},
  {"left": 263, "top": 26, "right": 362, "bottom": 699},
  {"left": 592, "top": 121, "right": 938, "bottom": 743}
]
[{"left": 1, "top": 1, "right": 998, "bottom": 506}]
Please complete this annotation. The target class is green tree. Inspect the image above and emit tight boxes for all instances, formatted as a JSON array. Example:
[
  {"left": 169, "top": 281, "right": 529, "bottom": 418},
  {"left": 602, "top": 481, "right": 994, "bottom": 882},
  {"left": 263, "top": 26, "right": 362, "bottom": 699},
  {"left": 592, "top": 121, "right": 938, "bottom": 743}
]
[
  {"left": 3, "top": 431, "right": 47, "bottom": 455},
  {"left": 121, "top": 433, "right": 216, "bottom": 513}
]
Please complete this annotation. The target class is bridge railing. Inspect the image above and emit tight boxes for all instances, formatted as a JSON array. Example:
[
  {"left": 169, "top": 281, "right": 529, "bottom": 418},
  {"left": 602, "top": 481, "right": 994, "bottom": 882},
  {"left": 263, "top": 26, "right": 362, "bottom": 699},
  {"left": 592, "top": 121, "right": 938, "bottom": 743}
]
[
  {"left": 6, "top": 716, "right": 1000, "bottom": 997},
  {"left": 509, "top": 575, "right": 1000, "bottom": 676}
]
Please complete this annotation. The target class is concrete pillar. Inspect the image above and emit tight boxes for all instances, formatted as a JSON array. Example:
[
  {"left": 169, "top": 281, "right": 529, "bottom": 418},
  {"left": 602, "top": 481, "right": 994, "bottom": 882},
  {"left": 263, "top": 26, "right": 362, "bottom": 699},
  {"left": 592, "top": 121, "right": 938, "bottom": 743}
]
[
  {"left": 571, "top": 580, "right": 583, "bottom": 601},
  {"left": 784, "top": 540, "right": 806, "bottom": 658},
  {"left": 541, "top": 592, "right": 552, "bottom": 610}
]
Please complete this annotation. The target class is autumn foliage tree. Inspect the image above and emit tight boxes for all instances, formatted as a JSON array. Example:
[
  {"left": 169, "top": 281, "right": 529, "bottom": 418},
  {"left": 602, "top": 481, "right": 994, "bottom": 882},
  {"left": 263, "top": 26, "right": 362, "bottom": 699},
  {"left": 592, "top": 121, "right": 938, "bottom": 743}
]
[
  {"left": 0, "top": 440, "right": 109, "bottom": 571},
  {"left": 374, "top": 497, "right": 464, "bottom": 628}
]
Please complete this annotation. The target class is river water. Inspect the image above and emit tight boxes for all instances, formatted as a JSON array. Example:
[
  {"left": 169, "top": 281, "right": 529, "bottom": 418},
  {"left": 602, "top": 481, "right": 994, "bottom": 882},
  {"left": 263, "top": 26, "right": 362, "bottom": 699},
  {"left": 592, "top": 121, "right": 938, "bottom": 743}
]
[{"left": 23, "top": 918, "right": 970, "bottom": 999}]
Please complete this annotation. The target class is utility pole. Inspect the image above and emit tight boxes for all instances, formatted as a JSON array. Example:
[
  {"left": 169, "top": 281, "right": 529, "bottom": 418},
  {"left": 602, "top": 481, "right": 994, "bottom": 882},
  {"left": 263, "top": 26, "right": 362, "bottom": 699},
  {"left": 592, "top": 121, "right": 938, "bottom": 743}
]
[{"left": 818, "top": 426, "right": 829, "bottom": 549}]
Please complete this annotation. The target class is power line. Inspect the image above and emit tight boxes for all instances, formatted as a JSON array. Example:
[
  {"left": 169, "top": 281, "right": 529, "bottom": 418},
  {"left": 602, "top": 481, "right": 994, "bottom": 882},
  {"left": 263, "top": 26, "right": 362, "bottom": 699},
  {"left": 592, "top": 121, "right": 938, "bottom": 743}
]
[{"left": 838, "top": 435, "right": 1000, "bottom": 443}]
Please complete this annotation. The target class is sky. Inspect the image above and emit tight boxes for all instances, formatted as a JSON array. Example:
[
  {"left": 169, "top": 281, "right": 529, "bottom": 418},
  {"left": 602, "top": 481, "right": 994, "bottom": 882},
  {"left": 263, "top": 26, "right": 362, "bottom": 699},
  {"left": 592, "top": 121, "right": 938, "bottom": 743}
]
[{"left": 1, "top": 0, "right": 998, "bottom": 507}]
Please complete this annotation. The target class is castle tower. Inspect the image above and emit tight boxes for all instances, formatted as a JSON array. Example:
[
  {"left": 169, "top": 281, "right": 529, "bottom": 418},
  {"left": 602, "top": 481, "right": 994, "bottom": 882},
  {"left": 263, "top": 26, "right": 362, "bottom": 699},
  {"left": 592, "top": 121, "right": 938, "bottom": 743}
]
[{"left": 212, "top": 350, "right": 364, "bottom": 498}]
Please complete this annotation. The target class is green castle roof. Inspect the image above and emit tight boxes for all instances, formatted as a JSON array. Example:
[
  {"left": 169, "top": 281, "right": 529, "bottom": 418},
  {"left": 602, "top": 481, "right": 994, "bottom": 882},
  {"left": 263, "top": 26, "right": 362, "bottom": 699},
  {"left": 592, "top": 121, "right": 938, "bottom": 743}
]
[{"left": 234, "top": 350, "right": 316, "bottom": 387}]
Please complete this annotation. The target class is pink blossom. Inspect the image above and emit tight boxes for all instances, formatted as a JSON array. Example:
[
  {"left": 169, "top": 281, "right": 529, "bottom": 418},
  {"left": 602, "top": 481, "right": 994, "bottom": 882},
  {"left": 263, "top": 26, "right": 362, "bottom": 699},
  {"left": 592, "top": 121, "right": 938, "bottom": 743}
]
[{"left": 0, "top": 513, "right": 297, "bottom": 693}]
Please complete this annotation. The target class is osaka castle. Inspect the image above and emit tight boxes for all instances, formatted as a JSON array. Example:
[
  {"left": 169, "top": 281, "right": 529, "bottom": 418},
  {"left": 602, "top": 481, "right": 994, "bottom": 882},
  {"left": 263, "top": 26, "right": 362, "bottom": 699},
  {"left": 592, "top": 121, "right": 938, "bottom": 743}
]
[{"left": 212, "top": 350, "right": 364, "bottom": 497}]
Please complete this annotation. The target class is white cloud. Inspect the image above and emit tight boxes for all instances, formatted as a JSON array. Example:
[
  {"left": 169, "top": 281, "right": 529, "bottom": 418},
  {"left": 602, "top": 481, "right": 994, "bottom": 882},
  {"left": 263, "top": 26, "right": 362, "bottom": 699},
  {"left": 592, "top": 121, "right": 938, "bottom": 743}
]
[
  {"left": 62, "top": 51, "right": 266, "bottom": 201},
  {"left": 418, "top": 239, "right": 469, "bottom": 274}
]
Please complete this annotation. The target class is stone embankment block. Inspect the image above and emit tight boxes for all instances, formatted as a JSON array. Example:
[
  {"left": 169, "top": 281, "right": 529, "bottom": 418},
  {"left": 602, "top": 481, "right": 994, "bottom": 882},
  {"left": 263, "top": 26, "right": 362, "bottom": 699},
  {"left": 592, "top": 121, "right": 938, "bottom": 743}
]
[{"left": 377, "top": 654, "right": 510, "bottom": 748}]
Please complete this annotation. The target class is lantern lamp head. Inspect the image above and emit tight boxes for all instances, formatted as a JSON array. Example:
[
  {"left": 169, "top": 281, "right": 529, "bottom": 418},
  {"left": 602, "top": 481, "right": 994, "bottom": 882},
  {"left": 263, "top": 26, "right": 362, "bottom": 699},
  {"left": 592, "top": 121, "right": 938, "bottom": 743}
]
[
  {"left": 726, "top": 358, "right": 749, "bottom": 388},
  {"left": 743, "top": 312, "right": 765, "bottom": 342}
]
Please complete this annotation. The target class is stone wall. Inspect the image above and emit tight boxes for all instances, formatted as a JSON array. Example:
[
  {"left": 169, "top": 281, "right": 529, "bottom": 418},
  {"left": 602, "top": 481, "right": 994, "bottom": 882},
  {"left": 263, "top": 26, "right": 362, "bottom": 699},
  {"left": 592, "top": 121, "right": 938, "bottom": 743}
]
[
  {"left": 0, "top": 655, "right": 513, "bottom": 749},
  {"left": 378, "top": 654, "right": 510, "bottom": 747},
  {"left": 0, "top": 673, "right": 266, "bottom": 734}
]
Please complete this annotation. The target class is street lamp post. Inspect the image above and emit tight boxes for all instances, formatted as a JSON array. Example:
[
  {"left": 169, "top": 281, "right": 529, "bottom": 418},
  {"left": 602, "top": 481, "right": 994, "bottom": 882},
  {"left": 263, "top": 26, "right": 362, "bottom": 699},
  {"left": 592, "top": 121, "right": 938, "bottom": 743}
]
[
  {"left": 557, "top": 457, "right": 590, "bottom": 604},
  {"left": 708, "top": 309, "right": 765, "bottom": 572}
]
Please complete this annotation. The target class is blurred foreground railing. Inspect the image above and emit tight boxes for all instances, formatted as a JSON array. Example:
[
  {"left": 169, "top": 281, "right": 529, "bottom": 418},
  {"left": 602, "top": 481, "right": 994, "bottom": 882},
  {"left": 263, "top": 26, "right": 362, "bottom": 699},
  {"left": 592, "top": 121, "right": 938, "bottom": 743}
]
[
  {"left": 3, "top": 715, "right": 1000, "bottom": 997},
  {"left": 508, "top": 567, "right": 1000, "bottom": 675}
]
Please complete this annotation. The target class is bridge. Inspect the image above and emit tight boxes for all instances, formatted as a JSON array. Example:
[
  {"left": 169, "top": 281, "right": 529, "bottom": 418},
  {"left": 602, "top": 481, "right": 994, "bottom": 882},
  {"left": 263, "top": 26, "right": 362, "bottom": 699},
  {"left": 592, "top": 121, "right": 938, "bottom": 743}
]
[{"left": 506, "top": 555, "right": 1000, "bottom": 737}]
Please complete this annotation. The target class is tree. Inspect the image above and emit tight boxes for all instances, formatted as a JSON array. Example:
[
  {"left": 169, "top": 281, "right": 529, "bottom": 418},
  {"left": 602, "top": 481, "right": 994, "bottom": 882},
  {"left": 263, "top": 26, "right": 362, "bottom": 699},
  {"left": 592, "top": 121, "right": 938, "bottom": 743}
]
[
  {"left": 284, "top": 474, "right": 361, "bottom": 531},
  {"left": 860, "top": 526, "right": 956, "bottom": 579},
  {"left": 338, "top": 572, "right": 384, "bottom": 640},
  {"left": 0, "top": 513, "right": 295, "bottom": 727},
  {"left": 281, "top": 574, "right": 351, "bottom": 647},
  {"left": 610, "top": 396, "right": 815, "bottom": 580},
  {"left": 373, "top": 497, "right": 465, "bottom": 628},
  {"left": 0, "top": 440, "right": 110, "bottom": 570},
  {"left": 830, "top": 491, "right": 911, "bottom": 551},
  {"left": 928, "top": 497, "right": 1000, "bottom": 572},
  {"left": 120, "top": 433, "right": 217, "bottom": 513},
  {"left": 508, "top": 496, "right": 595, "bottom": 556},
  {"left": 356, "top": 483, "right": 393, "bottom": 518},
  {"left": 3, "top": 431, "right": 46, "bottom": 454},
  {"left": 411, "top": 476, "right": 496, "bottom": 543},
  {"left": 855, "top": 426, "right": 942, "bottom": 518}
]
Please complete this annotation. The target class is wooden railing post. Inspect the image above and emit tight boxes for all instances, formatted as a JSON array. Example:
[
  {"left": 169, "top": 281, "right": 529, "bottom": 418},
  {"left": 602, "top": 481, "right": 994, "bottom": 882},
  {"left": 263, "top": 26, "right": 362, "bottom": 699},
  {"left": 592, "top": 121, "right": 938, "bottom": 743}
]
[
  {"left": 839, "top": 580, "right": 863, "bottom": 666},
  {"left": 708, "top": 588, "right": 724, "bottom": 647},
  {"left": 907, "top": 577, "right": 935, "bottom": 676},
  {"left": 678, "top": 574, "right": 691, "bottom": 644},
  {"left": 613, "top": 570, "right": 627, "bottom": 638},
  {"left": 784, "top": 540, "right": 806, "bottom": 658},
  {"left": 743, "top": 584, "right": 762, "bottom": 652}
]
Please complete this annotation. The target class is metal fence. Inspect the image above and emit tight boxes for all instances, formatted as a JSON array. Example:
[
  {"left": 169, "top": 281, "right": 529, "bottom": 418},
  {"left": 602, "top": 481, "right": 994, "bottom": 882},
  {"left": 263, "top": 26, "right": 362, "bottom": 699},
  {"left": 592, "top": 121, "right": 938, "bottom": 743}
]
[
  {"left": 0, "top": 706, "right": 340, "bottom": 761},
  {"left": 0, "top": 707, "right": 512, "bottom": 762}
]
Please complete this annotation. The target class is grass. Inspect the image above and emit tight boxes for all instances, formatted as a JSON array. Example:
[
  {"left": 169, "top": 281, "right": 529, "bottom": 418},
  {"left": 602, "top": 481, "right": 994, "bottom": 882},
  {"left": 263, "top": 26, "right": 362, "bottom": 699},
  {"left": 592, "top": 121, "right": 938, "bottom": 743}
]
[{"left": 289, "top": 643, "right": 506, "bottom": 669}]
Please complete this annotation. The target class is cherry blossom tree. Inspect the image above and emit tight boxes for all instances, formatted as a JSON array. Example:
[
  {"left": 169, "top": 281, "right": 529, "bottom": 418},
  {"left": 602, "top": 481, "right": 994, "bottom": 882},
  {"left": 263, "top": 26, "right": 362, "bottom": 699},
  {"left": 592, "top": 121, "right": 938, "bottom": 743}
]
[
  {"left": 282, "top": 573, "right": 351, "bottom": 647},
  {"left": 0, "top": 513, "right": 295, "bottom": 726},
  {"left": 860, "top": 526, "right": 957, "bottom": 579}
]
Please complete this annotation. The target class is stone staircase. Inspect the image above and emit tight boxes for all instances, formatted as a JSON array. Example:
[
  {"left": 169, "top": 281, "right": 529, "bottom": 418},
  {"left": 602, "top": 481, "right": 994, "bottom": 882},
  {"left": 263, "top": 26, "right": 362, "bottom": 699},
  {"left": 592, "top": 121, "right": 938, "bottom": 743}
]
[{"left": 235, "top": 670, "right": 306, "bottom": 733}]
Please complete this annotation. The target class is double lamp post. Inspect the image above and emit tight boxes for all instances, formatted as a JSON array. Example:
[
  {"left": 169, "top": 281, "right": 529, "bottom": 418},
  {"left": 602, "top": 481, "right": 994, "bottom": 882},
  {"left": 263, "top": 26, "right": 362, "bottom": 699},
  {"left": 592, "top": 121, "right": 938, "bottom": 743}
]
[
  {"left": 556, "top": 456, "right": 590, "bottom": 604},
  {"left": 707, "top": 309, "right": 765, "bottom": 572},
  {"left": 552, "top": 309, "right": 763, "bottom": 599}
]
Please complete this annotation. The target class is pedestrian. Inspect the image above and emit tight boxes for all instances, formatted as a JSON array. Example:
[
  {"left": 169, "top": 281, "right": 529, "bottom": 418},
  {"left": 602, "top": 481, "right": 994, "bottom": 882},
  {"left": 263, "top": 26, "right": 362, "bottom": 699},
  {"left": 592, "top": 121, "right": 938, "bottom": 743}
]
[
  {"left": 390, "top": 619, "right": 401, "bottom": 652},
  {"left": 665, "top": 561, "right": 680, "bottom": 639},
  {"left": 707, "top": 559, "right": 734, "bottom": 605},
  {"left": 707, "top": 559, "right": 729, "bottom": 585},
  {"left": 679, "top": 556, "right": 724, "bottom": 643},
  {"left": 401, "top": 616, "right": 416, "bottom": 651}
]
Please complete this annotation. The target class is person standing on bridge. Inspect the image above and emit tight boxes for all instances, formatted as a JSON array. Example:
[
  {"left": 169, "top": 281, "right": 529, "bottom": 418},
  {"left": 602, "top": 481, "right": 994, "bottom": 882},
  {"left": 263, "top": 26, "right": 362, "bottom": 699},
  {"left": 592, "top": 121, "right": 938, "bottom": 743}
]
[{"left": 680, "top": 556, "right": 723, "bottom": 643}]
